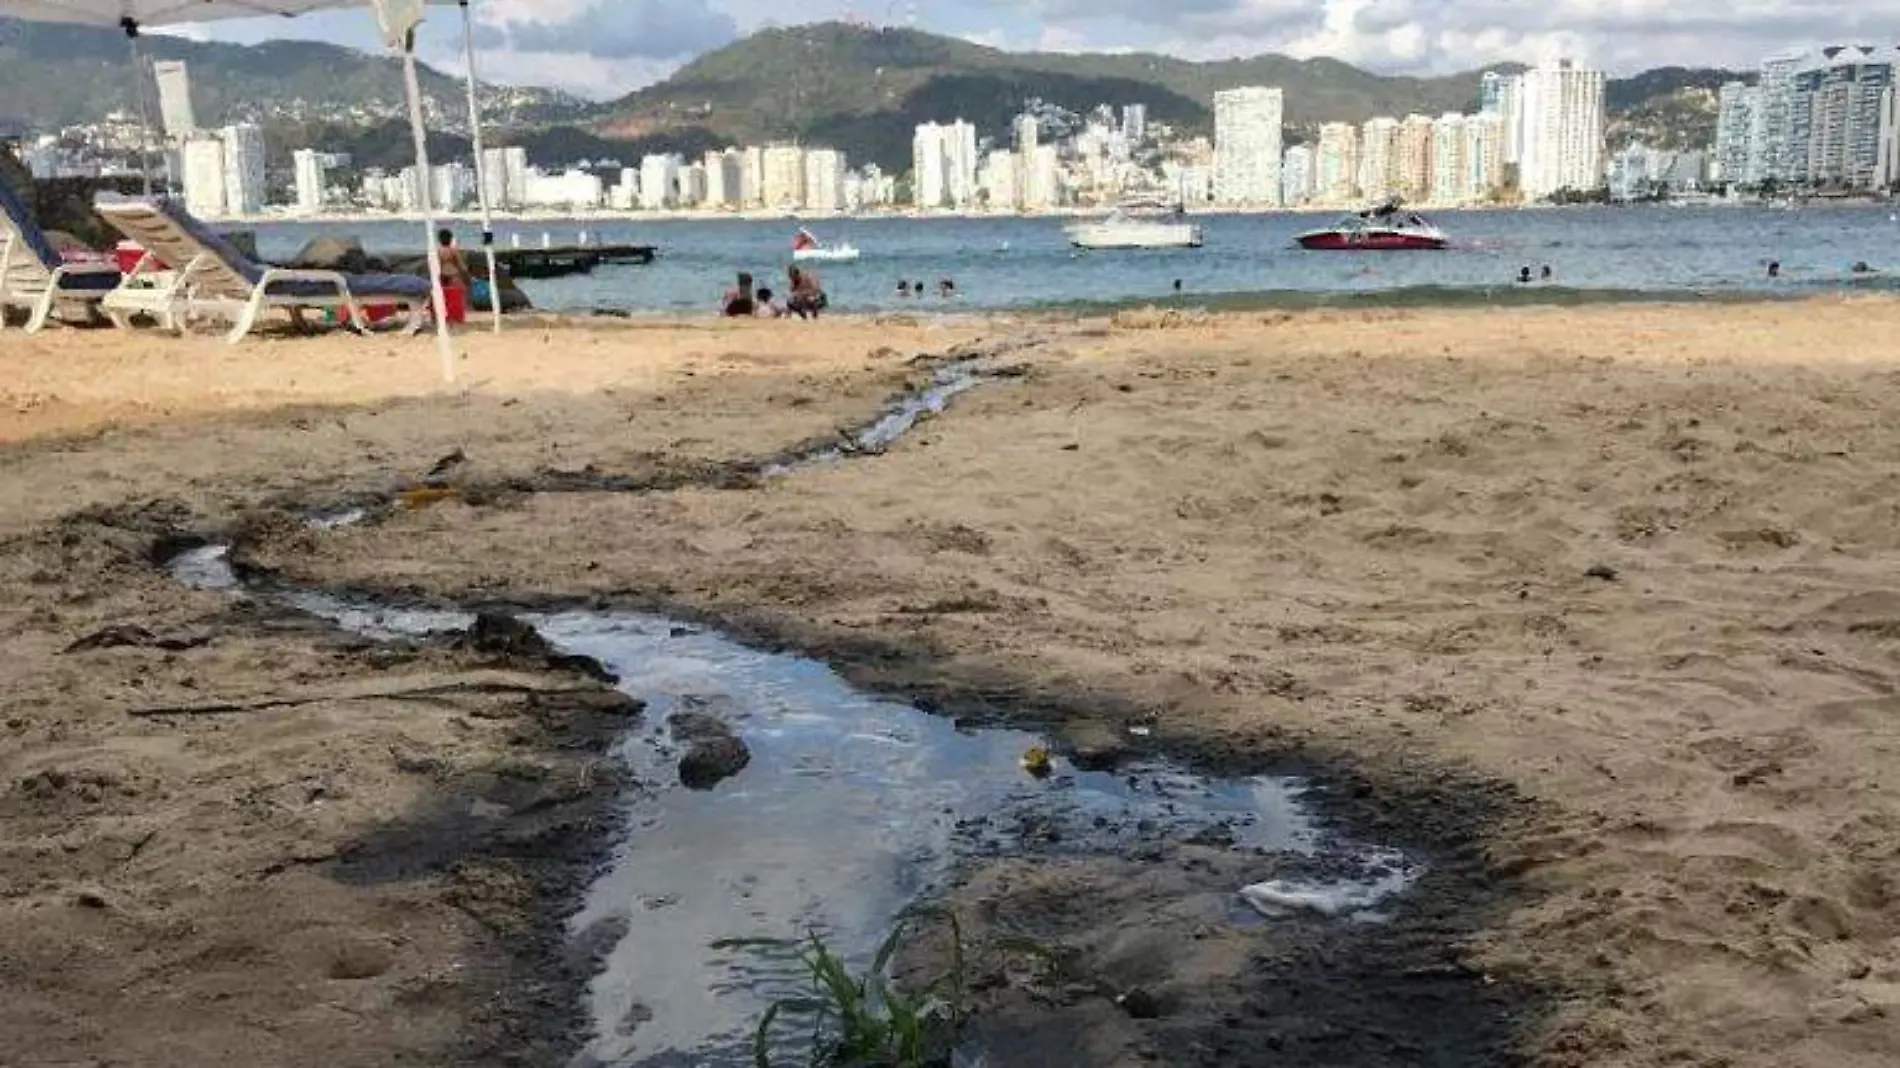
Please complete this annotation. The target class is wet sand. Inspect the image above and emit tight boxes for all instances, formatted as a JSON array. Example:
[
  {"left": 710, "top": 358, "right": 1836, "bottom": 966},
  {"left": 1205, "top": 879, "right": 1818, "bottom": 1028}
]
[{"left": 6, "top": 299, "right": 1900, "bottom": 1066}]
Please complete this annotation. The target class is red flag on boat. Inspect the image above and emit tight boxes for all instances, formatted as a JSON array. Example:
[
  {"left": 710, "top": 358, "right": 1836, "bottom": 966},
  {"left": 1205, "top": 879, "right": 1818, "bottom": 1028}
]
[{"left": 792, "top": 228, "right": 818, "bottom": 251}]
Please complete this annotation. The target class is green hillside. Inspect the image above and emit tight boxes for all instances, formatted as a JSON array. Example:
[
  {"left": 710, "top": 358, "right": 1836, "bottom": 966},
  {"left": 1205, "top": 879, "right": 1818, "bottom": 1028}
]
[
  {"left": 0, "top": 16, "right": 592, "bottom": 131},
  {"left": 600, "top": 23, "right": 1496, "bottom": 170}
]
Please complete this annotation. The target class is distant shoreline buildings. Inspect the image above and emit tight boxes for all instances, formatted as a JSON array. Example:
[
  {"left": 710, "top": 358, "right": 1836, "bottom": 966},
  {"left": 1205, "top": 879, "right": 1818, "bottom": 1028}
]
[{"left": 73, "top": 41, "right": 1900, "bottom": 220}]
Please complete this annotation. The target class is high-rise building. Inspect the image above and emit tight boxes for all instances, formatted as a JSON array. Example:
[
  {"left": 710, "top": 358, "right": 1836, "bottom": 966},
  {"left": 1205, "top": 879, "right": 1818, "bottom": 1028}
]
[
  {"left": 1315, "top": 122, "right": 1359, "bottom": 203},
  {"left": 152, "top": 60, "right": 196, "bottom": 139},
  {"left": 1394, "top": 114, "right": 1435, "bottom": 201},
  {"left": 1756, "top": 50, "right": 1806, "bottom": 182},
  {"left": 761, "top": 144, "right": 806, "bottom": 209},
  {"left": 501, "top": 147, "right": 530, "bottom": 209},
  {"left": 431, "top": 161, "right": 472, "bottom": 211},
  {"left": 181, "top": 134, "right": 225, "bottom": 218},
  {"left": 1518, "top": 59, "right": 1607, "bottom": 199},
  {"left": 1024, "top": 144, "right": 1060, "bottom": 209},
  {"left": 1014, "top": 114, "right": 1038, "bottom": 154},
  {"left": 480, "top": 146, "right": 510, "bottom": 208},
  {"left": 912, "top": 121, "right": 978, "bottom": 209},
  {"left": 218, "top": 124, "right": 265, "bottom": 216},
  {"left": 1213, "top": 86, "right": 1283, "bottom": 206},
  {"left": 677, "top": 163, "right": 707, "bottom": 207},
  {"left": 639, "top": 154, "right": 681, "bottom": 210},
  {"left": 1280, "top": 144, "right": 1314, "bottom": 206},
  {"left": 704, "top": 148, "right": 742, "bottom": 209},
  {"left": 1481, "top": 71, "right": 1524, "bottom": 165},
  {"left": 1122, "top": 104, "right": 1147, "bottom": 144},
  {"left": 1463, "top": 113, "right": 1505, "bottom": 201},
  {"left": 292, "top": 148, "right": 326, "bottom": 213},
  {"left": 804, "top": 148, "right": 847, "bottom": 211},
  {"left": 1358, "top": 117, "right": 1399, "bottom": 203},
  {"left": 980, "top": 149, "right": 1020, "bottom": 211},
  {"left": 1714, "top": 81, "right": 1758, "bottom": 184},
  {"left": 740, "top": 146, "right": 765, "bottom": 208},
  {"left": 1429, "top": 113, "right": 1467, "bottom": 204},
  {"left": 1786, "top": 47, "right": 1900, "bottom": 190}
]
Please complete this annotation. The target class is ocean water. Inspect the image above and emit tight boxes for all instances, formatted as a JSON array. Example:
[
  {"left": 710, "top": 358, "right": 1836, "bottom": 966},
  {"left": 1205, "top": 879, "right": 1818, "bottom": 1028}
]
[{"left": 248, "top": 204, "right": 1900, "bottom": 315}]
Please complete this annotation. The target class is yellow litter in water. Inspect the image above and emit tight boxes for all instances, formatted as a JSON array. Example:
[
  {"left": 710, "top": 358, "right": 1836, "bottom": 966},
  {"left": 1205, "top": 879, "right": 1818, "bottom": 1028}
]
[
  {"left": 1021, "top": 746, "right": 1052, "bottom": 778},
  {"left": 398, "top": 485, "right": 461, "bottom": 510}
]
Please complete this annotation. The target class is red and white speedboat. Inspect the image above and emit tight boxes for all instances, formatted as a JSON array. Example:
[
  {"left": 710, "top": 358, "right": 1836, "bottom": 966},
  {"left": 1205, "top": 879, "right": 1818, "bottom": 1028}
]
[{"left": 1296, "top": 203, "right": 1448, "bottom": 251}]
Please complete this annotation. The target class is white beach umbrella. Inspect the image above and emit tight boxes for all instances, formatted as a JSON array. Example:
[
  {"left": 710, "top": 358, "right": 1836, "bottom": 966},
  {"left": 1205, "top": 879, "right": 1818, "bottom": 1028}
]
[{"left": 0, "top": 0, "right": 492, "bottom": 378}]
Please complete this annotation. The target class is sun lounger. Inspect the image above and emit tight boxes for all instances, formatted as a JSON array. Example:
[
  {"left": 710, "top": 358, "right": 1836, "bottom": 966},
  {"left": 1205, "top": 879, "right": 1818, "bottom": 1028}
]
[
  {"left": 93, "top": 194, "right": 433, "bottom": 343},
  {"left": 0, "top": 179, "right": 122, "bottom": 333}
]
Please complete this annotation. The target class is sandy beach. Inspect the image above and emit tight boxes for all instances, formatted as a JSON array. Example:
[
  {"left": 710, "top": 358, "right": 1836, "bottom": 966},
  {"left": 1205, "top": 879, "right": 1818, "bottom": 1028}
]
[{"left": 4, "top": 299, "right": 1899, "bottom": 1066}]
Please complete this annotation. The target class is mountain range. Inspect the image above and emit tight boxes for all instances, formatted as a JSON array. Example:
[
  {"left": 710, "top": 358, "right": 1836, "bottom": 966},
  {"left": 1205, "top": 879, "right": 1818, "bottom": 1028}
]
[{"left": 1, "top": 17, "right": 1742, "bottom": 174}]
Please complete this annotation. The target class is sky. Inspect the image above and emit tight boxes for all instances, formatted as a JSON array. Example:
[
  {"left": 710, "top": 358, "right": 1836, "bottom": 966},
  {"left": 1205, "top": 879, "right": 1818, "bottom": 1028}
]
[{"left": 165, "top": 1, "right": 1900, "bottom": 101}]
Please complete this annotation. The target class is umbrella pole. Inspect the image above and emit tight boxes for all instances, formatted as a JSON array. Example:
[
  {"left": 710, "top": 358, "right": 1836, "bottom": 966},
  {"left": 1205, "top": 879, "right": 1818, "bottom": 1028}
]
[
  {"left": 399, "top": 37, "right": 457, "bottom": 383},
  {"left": 119, "top": 19, "right": 154, "bottom": 196},
  {"left": 459, "top": 0, "right": 502, "bottom": 333}
]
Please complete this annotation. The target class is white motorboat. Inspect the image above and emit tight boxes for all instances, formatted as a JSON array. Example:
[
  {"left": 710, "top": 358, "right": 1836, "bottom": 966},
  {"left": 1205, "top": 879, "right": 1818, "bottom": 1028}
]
[
  {"left": 1066, "top": 210, "right": 1203, "bottom": 250},
  {"left": 791, "top": 227, "right": 859, "bottom": 262}
]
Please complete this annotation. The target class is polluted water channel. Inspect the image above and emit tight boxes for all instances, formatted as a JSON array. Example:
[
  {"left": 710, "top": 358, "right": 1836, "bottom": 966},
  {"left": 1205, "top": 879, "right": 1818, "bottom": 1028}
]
[
  {"left": 168, "top": 545, "right": 1420, "bottom": 1066},
  {"left": 158, "top": 348, "right": 1415, "bottom": 1065}
]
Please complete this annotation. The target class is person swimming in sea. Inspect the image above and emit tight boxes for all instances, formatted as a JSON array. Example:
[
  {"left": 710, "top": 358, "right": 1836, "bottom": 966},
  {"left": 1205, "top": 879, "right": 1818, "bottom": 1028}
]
[
  {"left": 1767, "top": 260, "right": 1781, "bottom": 279},
  {"left": 1517, "top": 266, "right": 1533, "bottom": 284},
  {"left": 896, "top": 280, "right": 912, "bottom": 298}
]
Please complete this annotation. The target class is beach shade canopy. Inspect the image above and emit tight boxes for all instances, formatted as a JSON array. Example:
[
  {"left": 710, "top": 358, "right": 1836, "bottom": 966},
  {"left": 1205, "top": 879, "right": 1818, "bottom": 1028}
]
[{"left": 0, "top": 0, "right": 480, "bottom": 377}]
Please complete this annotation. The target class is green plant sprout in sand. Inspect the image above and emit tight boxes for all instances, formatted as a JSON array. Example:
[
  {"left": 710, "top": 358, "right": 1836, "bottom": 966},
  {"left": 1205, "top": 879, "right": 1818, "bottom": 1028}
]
[{"left": 716, "top": 908, "right": 969, "bottom": 1068}]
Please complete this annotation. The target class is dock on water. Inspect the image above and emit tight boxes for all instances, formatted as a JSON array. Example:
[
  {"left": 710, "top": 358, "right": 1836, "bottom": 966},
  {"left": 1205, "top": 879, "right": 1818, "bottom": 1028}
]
[{"left": 492, "top": 241, "right": 656, "bottom": 280}]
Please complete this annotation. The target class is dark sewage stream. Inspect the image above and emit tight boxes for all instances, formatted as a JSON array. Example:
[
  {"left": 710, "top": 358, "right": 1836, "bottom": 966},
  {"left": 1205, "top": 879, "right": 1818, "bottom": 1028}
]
[{"left": 157, "top": 350, "right": 1459, "bottom": 1066}]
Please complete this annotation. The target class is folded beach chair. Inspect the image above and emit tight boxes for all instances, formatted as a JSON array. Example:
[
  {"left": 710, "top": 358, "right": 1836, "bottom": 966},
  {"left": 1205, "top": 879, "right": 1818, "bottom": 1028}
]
[
  {"left": 93, "top": 194, "right": 433, "bottom": 344},
  {"left": 0, "top": 179, "right": 122, "bottom": 333}
]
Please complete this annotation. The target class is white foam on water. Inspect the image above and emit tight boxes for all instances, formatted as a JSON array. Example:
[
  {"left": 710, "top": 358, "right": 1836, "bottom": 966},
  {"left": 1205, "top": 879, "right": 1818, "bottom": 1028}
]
[{"left": 1238, "top": 849, "right": 1420, "bottom": 921}]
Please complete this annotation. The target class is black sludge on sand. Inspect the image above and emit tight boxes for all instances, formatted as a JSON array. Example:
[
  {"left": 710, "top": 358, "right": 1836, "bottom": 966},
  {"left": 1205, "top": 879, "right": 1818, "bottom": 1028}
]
[{"left": 151, "top": 337, "right": 1542, "bottom": 1067}]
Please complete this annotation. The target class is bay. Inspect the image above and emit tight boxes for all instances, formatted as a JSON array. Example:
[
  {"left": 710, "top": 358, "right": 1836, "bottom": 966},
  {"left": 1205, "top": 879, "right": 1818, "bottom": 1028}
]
[{"left": 248, "top": 204, "right": 1900, "bottom": 315}]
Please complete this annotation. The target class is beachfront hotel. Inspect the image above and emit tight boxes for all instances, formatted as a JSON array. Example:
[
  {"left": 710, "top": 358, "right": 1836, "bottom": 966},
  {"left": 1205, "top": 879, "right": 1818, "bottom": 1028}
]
[
  {"left": 1516, "top": 59, "right": 1608, "bottom": 199},
  {"left": 1213, "top": 86, "right": 1284, "bottom": 207}
]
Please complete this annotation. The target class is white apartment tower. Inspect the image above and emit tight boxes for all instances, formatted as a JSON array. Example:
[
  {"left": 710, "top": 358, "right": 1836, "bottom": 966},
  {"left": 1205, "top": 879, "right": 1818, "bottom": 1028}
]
[
  {"left": 703, "top": 148, "right": 742, "bottom": 209},
  {"left": 638, "top": 153, "right": 681, "bottom": 210},
  {"left": 1713, "top": 81, "right": 1757, "bottom": 183},
  {"left": 1481, "top": 70, "right": 1525, "bottom": 164},
  {"left": 1463, "top": 113, "right": 1505, "bottom": 201},
  {"left": 152, "top": 61, "right": 196, "bottom": 138},
  {"left": 480, "top": 147, "right": 509, "bottom": 208},
  {"left": 1517, "top": 59, "right": 1607, "bottom": 199},
  {"left": 761, "top": 144, "right": 806, "bottom": 209},
  {"left": 219, "top": 123, "right": 266, "bottom": 216},
  {"left": 1315, "top": 122, "right": 1359, "bottom": 203},
  {"left": 1358, "top": 117, "right": 1399, "bottom": 203},
  {"left": 180, "top": 134, "right": 226, "bottom": 218},
  {"left": 1430, "top": 113, "right": 1467, "bottom": 204},
  {"left": 912, "top": 121, "right": 978, "bottom": 209},
  {"left": 1281, "top": 144, "right": 1314, "bottom": 206},
  {"left": 292, "top": 149, "right": 326, "bottom": 213},
  {"left": 1213, "top": 86, "right": 1284, "bottom": 206},
  {"left": 804, "top": 149, "right": 847, "bottom": 212},
  {"left": 1756, "top": 50, "right": 1806, "bottom": 182}
]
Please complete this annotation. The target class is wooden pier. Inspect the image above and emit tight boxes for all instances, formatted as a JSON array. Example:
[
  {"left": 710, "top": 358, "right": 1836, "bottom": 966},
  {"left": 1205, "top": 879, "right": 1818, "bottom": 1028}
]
[{"left": 492, "top": 243, "right": 656, "bottom": 280}]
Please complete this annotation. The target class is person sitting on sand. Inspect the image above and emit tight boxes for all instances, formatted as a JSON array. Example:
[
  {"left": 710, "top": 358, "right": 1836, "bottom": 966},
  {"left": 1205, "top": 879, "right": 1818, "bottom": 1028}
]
[
  {"left": 754, "top": 286, "right": 784, "bottom": 318},
  {"left": 787, "top": 266, "right": 827, "bottom": 319},
  {"left": 722, "top": 272, "right": 755, "bottom": 317}
]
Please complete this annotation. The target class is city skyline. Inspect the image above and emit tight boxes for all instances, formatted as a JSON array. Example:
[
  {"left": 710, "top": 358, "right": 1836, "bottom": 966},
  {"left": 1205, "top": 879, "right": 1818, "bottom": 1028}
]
[{"left": 66, "top": 40, "right": 1900, "bottom": 219}]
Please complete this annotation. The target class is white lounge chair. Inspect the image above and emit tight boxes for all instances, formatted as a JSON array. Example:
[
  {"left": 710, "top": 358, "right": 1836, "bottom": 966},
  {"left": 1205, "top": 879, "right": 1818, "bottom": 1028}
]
[
  {"left": 0, "top": 180, "right": 123, "bottom": 333},
  {"left": 93, "top": 195, "right": 434, "bottom": 344}
]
